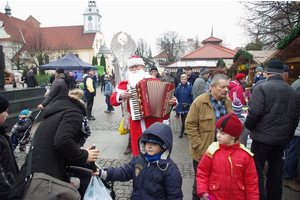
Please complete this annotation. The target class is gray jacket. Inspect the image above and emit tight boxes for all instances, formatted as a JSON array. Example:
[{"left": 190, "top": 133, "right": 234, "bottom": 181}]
[{"left": 192, "top": 75, "right": 208, "bottom": 100}]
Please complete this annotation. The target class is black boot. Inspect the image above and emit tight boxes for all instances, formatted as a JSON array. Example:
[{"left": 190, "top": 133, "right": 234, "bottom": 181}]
[
  {"left": 123, "top": 138, "right": 132, "bottom": 155},
  {"left": 179, "top": 132, "right": 183, "bottom": 138},
  {"left": 87, "top": 111, "right": 95, "bottom": 120}
]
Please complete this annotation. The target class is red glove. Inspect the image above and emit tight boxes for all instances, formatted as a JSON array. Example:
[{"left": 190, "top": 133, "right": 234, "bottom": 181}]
[{"left": 200, "top": 193, "right": 214, "bottom": 200}]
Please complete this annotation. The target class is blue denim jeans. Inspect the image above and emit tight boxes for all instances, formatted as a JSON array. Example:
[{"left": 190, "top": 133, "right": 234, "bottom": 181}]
[
  {"left": 283, "top": 136, "right": 300, "bottom": 180},
  {"left": 105, "top": 95, "right": 113, "bottom": 110}
]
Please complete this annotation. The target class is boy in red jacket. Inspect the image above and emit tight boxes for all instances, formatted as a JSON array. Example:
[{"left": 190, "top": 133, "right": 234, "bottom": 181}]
[{"left": 196, "top": 113, "right": 259, "bottom": 200}]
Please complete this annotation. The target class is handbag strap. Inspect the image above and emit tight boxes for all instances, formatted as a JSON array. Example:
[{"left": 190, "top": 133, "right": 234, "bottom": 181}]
[{"left": 25, "top": 134, "right": 34, "bottom": 182}]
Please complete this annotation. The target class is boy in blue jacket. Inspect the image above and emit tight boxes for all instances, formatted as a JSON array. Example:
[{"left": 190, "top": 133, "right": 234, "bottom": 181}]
[{"left": 99, "top": 122, "right": 183, "bottom": 199}]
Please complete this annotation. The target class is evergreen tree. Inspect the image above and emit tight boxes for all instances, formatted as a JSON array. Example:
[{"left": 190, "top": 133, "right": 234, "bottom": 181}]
[{"left": 100, "top": 54, "right": 106, "bottom": 72}]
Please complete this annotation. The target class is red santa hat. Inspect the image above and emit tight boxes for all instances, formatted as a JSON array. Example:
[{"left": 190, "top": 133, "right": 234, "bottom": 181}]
[{"left": 127, "top": 55, "right": 145, "bottom": 68}]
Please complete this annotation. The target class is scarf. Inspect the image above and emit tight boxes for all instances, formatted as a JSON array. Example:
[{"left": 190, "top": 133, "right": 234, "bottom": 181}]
[{"left": 146, "top": 152, "right": 163, "bottom": 163}]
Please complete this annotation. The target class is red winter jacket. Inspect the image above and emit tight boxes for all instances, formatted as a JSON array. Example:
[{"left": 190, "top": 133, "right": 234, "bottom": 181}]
[
  {"left": 196, "top": 142, "right": 259, "bottom": 200},
  {"left": 229, "top": 80, "right": 245, "bottom": 105}
]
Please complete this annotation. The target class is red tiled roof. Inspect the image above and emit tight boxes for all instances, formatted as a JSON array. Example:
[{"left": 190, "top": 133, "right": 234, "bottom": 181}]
[
  {"left": 181, "top": 43, "right": 236, "bottom": 60},
  {"left": 202, "top": 36, "right": 223, "bottom": 43},
  {"left": 0, "top": 13, "right": 34, "bottom": 42},
  {"left": 154, "top": 51, "right": 168, "bottom": 58},
  {"left": 22, "top": 26, "right": 95, "bottom": 50}
]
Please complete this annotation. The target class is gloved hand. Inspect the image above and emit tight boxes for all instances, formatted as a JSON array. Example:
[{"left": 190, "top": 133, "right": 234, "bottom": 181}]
[{"left": 200, "top": 193, "right": 214, "bottom": 200}]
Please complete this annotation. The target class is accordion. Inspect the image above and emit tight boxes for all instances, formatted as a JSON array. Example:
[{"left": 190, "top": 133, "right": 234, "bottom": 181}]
[{"left": 128, "top": 78, "right": 175, "bottom": 121}]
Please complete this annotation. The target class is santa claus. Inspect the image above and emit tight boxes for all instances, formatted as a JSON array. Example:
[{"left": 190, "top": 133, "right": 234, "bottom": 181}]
[{"left": 110, "top": 55, "right": 177, "bottom": 156}]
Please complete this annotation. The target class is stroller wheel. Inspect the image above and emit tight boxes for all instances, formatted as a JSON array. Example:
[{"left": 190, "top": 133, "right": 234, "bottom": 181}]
[{"left": 19, "top": 145, "right": 26, "bottom": 151}]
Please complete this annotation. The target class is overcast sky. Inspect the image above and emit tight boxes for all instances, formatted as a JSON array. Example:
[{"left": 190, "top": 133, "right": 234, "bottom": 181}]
[{"left": 0, "top": 0, "right": 250, "bottom": 55}]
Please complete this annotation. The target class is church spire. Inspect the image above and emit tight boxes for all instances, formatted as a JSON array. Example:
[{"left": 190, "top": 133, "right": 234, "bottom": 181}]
[
  {"left": 211, "top": 26, "right": 213, "bottom": 36},
  {"left": 5, "top": 1, "right": 11, "bottom": 18}
]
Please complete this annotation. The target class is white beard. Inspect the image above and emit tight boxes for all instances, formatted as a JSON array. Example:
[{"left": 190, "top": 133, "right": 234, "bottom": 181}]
[{"left": 128, "top": 69, "right": 146, "bottom": 86}]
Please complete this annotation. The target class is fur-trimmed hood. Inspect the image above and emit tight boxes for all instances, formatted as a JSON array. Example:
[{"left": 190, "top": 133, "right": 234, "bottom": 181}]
[{"left": 43, "top": 89, "right": 87, "bottom": 118}]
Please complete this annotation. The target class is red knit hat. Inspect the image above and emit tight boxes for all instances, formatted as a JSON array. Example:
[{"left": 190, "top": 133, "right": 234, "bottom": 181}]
[
  {"left": 127, "top": 55, "right": 145, "bottom": 68},
  {"left": 235, "top": 73, "right": 246, "bottom": 80},
  {"left": 216, "top": 113, "right": 243, "bottom": 138}
]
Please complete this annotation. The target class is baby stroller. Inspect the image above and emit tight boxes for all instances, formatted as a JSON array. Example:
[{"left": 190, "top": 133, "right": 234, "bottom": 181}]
[{"left": 13, "top": 110, "right": 42, "bottom": 153}]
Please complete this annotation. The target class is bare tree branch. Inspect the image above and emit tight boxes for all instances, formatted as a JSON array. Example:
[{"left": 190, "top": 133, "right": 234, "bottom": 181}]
[{"left": 240, "top": 1, "right": 300, "bottom": 49}]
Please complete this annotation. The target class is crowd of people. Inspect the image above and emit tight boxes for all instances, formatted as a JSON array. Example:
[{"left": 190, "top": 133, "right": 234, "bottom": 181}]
[{"left": 1, "top": 56, "right": 300, "bottom": 200}]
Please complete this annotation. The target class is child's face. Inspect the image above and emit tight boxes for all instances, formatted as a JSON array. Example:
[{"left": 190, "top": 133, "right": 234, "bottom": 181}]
[
  {"left": 19, "top": 114, "right": 27, "bottom": 119},
  {"left": 217, "top": 129, "right": 235, "bottom": 145},
  {"left": 0, "top": 109, "right": 8, "bottom": 124},
  {"left": 145, "top": 142, "right": 163, "bottom": 156}
]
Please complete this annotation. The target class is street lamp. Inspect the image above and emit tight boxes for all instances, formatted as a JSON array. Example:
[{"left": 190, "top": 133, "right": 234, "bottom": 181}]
[{"left": 96, "top": 43, "right": 111, "bottom": 58}]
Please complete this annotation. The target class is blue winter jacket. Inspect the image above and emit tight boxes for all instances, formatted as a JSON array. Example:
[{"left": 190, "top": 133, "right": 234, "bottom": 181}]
[
  {"left": 104, "top": 122, "right": 183, "bottom": 200},
  {"left": 175, "top": 82, "right": 193, "bottom": 113},
  {"left": 104, "top": 80, "right": 113, "bottom": 96}
]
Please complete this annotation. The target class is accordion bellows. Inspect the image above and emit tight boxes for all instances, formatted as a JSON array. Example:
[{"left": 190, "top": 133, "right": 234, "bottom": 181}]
[{"left": 128, "top": 78, "right": 175, "bottom": 120}]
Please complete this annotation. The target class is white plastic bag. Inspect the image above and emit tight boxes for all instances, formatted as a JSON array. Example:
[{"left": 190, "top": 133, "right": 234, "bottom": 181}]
[{"left": 83, "top": 176, "right": 112, "bottom": 200}]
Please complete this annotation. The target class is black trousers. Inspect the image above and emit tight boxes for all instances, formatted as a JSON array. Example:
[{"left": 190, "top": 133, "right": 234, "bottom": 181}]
[
  {"left": 251, "top": 140, "right": 285, "bottom": 200},
  {"left": 180, "top": 113, "right": 188, "bottom": 134},
  {"left": 192, "top": 159, "right": 200, "bottom": 200},
  {"left": 86, "top": 95, "right": 94, "bottom": 112}
]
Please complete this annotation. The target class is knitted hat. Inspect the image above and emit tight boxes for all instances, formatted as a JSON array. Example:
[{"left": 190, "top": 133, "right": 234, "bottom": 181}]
[
  {"left": 20, "top": 109, "right": 29, "bottom": 116},
  {"left": 56, "top": 67, "right": 64, "bottom": 74},
  {"left": 284, "top": 65, "right": 292, "bottom": 73},
  {"left": 142, "top": 134, "right": 167, "bottom": 150},
  {"left": 85, "top": 67, "right": 93, "bottom": 73},
  {"left": 265, "top": 58, "right": 284, "bottom": 74},
  {"left": 216, "top": 113, "right": 243, "bottom": 138},
  {"left": 200, "top": 68, "right": 210, "bottom": 75},
  {"left": 232, "top": 98, "right": 243, "bottom": 116},
  {"left": 235, "top": 73, "right": 246, "bottom": 80},
  {"left": 255, "top": 65, "right": 264, "bottom": 73},
  {"left": 150, "top": 66, "right": 158, "bottom": 72},
  {"left": 127, "top": 55, "right": 145, "bottom": 68},
  {"left": 0, "top": 94, "right": 9, "bottom": 114}
]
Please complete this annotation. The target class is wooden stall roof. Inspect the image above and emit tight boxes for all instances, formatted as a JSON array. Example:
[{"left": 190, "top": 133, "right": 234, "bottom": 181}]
[{"left": 264, "top": 36, "right": 300, "bottom": 65}]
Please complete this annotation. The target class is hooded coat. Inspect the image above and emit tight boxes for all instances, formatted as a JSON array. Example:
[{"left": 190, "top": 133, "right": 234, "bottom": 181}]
[
  {"left": 103, "top": 122, "right": 183, "bottom": 200},
  {"left": 229, "top": 80, "right": 245, "bottom": 105},
  {"left": 9, "top": 92, "right": 89, "bottom": 199}
]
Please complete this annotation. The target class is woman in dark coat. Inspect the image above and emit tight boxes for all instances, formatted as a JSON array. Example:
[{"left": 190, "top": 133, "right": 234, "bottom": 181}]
[
  {"left": 9, "top": 89, "right": 99, "bottom": 199},
  {"left": 175, "top": 74, "right": 193, "bottom": 138},
  {"left": 37, "top": 67, "right": 70, "bottom": 109}
]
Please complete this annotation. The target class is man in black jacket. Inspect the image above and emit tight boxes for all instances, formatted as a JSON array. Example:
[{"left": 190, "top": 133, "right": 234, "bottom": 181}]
[
  {"left": 245, "top": 58, "right": 300, "bottom": 200},
  {"left": 184, "top": 66, "right": 198, "bottom": 85},
  {"left": 25, "top": 69, "right": 38, "bottom": 88}
]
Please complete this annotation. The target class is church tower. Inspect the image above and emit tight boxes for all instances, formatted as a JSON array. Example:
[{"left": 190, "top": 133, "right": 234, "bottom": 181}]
[{"left": 83, "top": 1, "right": 102, "bottom": 33}]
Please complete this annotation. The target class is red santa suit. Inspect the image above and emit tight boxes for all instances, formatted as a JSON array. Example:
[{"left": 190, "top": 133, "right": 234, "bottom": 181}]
[{"left": 110, "top": 77, "right": 171, "bottom": 156}]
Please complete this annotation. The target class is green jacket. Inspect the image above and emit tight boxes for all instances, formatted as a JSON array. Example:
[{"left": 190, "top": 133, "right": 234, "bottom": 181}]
[{"left": 185, "top": 91, "right": 233, "bottom": 162}]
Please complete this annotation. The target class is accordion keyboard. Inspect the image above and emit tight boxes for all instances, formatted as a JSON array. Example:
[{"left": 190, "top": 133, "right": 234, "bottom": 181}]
[{"left": 128, "top": 85, "right": 142, "bottom": 120}]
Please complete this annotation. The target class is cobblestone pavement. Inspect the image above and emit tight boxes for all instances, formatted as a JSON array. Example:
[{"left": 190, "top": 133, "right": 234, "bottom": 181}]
[{"left": 13, "top": 86, "right": 300, "bottom": 200}]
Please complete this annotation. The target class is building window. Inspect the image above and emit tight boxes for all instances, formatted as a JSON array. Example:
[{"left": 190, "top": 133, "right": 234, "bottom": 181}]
[{"left": 88, "top": 23, "right": 92, "bottom": 31}]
